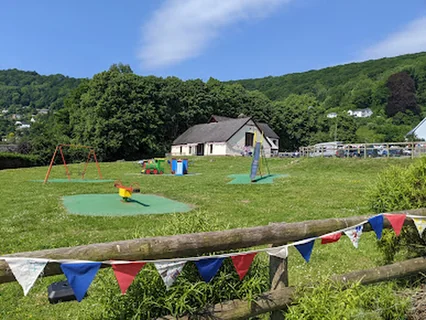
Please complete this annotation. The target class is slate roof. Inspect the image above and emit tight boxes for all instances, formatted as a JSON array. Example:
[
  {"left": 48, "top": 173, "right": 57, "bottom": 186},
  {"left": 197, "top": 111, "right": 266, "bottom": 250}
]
[
  {"left": 173, "top": 117, "right": 252, "bottom": 145},
  {"left": 208, "top": 115, "right": 233, "bottom": 122},
  {"left": 257, "top": 122, "right": 279, "bottom": 139}
]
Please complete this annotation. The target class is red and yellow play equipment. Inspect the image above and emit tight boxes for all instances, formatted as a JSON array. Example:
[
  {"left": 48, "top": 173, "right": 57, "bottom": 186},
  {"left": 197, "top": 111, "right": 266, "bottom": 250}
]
[{"left": 113, "top": 180, "right": 140, "bottom": 202}]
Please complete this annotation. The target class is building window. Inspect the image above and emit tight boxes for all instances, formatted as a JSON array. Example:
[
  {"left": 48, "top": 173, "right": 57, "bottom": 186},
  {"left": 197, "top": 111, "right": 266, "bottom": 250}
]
[
  {"left": 245, "top": 132, "right": 254, "bottom": 146},
  {"left": 180, "top": 146, "right": 182, "bottom": 154},
  {"left": 210, "top": 144, "right": 213, "bottom": 154},
  {"left": 189, "top": 146, "right": 192, "bottom": 154}
]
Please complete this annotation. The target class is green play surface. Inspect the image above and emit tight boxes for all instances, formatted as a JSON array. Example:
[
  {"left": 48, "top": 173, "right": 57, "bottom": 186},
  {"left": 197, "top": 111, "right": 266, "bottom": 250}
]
[
  {"left": 31, "top": 179, "right": 115, "bottom": 183},
  {"left": 62, "top": 193, "right": 193, "bottom": 216},
  {"left": 227, "top": 174, "right": 288, "bottom": 184},
  {"left": 124, "top": 173, "right": 201, "bottom": 177}
]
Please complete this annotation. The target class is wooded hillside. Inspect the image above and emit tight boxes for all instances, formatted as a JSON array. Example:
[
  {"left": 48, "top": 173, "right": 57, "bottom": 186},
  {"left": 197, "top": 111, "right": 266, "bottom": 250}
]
[
  {"left": 230, "top": 52, "right": 426, "bottom": 111},
  {"left": 1, "top": 53, "right": 426, "bottom": 160}
]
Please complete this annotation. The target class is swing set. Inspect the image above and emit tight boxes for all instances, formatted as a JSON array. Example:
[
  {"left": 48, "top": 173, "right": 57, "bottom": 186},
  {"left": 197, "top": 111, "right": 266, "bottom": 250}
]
[{"left": 43, "top": 144, "right": 103, "bottom": 184}]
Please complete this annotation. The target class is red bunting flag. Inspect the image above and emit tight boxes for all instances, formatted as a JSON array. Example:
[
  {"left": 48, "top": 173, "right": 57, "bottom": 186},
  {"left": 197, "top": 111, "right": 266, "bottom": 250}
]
[
  {"left": 111, "top": 262, "right": 146, "bottom": 294},
  {"left": 384, "top": 214, "right": 406, "bottom": 236},
  {"left": 231, "top": 253, "right": 257, "bottom": 280},
  {"left": 320, "top": 232, "right": 342, "bottom": 244}
]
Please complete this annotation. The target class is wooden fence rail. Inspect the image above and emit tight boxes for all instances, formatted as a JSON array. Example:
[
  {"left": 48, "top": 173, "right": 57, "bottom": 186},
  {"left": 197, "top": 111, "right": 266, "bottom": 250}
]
[
  {"left": 158, "top": 257, "right": 426, "bottom": 320},
  {"left": 1, "top": 208, "right": 425, "bottom": 284},
  {"left": 1, "top": 209, "right": 426, "bottom": 319}
]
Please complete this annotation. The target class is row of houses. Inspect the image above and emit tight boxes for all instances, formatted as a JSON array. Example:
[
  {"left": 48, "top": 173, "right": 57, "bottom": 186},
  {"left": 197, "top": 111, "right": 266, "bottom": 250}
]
[{"left": 171, "top": 115, "right": 279, "bottom": 157}]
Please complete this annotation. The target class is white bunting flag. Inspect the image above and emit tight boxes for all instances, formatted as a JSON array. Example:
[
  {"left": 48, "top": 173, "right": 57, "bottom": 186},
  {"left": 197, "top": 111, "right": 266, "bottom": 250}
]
[
  {"left": 344, "top": 225, "right": 363, "bottom": 248},
  {"left": 154, "top": 261, "right": 186, "bottom": 289},
  {"left": 6, "top": 258, "right": 48, "bottom": 295},
  {"left": 266, "top": 246, "right": 288, "bottom": 259},
  {"left": 413, "top": 218, "right": 426, "bottom": 237}
]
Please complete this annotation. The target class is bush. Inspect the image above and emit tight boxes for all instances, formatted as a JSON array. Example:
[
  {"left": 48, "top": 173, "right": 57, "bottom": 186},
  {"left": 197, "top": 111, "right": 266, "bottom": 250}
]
[
  {"left": 0, "top": 152, "right": 41, "bottom": 170},
  {"left": 286, "top": 280, "right": 410, "bottom": 320},
  {"left": 367, "top": 157, "right": 426, "bottom": 264},
  {"left": 96, "top": 212, "right": 270, "bottom": 319}
]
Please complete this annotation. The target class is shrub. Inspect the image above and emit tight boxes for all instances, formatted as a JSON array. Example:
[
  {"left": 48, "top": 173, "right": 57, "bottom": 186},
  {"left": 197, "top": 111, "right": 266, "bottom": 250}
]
[
  {"left": 286, "top": 280, "right": 410, "bottom": 320},
  {"left": 0, "top": 152, "right": 41, "bottom": 170},
  {"left": 367, "top": 157, "right": 426, "bottom": 264},
  {"left": 96, "top": 212, "right": 270, "bottom": 319}
]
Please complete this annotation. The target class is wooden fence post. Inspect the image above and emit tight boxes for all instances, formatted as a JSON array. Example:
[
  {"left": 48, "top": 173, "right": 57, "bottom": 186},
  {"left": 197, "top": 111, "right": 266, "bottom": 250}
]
[
  {"left": 269, "top": 252, "right": 288, "bottom": 320},
  {"left": 269, "top": 221, "right": 289, "bottom": 320}
]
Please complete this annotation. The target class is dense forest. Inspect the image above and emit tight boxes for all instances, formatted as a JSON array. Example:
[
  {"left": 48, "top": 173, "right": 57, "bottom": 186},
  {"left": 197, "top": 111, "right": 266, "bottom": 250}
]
[{"left": 1, "top": 52, "right": 426, "bottom": 162}]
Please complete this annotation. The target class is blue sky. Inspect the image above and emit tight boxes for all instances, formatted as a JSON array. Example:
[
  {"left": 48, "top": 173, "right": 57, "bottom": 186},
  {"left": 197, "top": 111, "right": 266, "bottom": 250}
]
[{"left": 1, "top": 0, "right": 425, "bottom": 80}]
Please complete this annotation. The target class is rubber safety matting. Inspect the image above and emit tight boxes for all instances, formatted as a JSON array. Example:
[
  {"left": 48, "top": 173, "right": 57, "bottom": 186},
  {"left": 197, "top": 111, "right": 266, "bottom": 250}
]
[
  {"left": 124, "top": 173, "right": 201, "bottom": 177},
  {"left": 227, "top": 174, "right": 288, "bottom": 184},
  {"left": 62, "top": 193, "right": 193, "bottom": 216},
  {"left": 31, "top": 179, "right": 115, "bottom": 183}
]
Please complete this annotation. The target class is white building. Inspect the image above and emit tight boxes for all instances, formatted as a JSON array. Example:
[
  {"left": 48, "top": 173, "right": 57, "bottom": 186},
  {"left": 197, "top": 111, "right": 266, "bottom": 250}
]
[
  {"left": 327, "top": 112, "right": 337, "bottom": 118},
  {"left": 16, "top": 123, "right": 30, "bottom": 130},
  {"left": 171, "top": 115, "right": 279, "bottom": 157},
  {"left": 347, "top": 108, "right": 373, "bottom": 118},
  {"left": 407, "top": 117, "right": 426, "bottom": 140}
]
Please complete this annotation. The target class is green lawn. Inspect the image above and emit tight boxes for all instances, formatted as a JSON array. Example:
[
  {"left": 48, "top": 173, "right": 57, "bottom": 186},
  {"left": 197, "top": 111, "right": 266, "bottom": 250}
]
[{"left": 0, "top": 156, "right": 412, "bottom": 319}]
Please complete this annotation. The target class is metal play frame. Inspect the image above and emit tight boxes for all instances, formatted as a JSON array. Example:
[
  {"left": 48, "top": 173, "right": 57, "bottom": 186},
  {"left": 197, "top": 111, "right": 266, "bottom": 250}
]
[{"left": 43, "top": 144, "right": 103, "bottom": 184}]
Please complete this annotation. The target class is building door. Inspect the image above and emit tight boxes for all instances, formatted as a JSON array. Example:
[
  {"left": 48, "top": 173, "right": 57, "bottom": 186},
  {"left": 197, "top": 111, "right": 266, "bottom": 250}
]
[{"left": 196, "top": 143, "right": 204, "bottom": 156}]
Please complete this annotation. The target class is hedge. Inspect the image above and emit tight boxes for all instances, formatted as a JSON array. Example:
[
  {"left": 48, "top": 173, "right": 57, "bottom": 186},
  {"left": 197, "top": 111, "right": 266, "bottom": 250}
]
[{"left": 0, "top": 152, "right": 42, "bottom": 170}]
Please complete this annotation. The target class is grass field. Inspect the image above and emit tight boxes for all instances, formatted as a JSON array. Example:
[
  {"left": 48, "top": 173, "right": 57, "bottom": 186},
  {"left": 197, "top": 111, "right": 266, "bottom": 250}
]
[{"left": 0, "top": 156, "right": 412, "bottom": 319}]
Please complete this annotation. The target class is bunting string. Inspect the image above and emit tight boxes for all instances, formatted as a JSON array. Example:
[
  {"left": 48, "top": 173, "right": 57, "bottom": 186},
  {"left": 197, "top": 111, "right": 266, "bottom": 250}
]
[{"left": 1, "top": 213, "right": 424, "bottom": 298}]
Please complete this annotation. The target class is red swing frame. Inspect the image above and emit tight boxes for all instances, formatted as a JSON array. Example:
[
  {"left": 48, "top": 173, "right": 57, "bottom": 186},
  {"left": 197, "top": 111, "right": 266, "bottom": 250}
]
[{"left": 43, "top": 144, "right": 103, "bottom": 184}]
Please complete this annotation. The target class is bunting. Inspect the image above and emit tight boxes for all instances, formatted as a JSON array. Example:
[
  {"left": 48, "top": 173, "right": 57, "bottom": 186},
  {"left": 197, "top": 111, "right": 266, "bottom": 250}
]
[
  {"left": 2, "top": 213, "right": 426, "bottom": 299},
  {"left": 321, "top": 232, "right": 342, "bottom": 244},
  {"left": 61, "top": 262, "right": 101, "bottom": 302},
  {"left": 5, "top": 258, "right": 47, "bottom": 296},
  {"left": 267, "top": 246, "right": 288, "bottom": 259},
  {"left": 344, "top": 225, "right": 363, "bottom": 248},
  {"left": 295, "top": 239, "right": 315, "bottom": 262},
  {"left": 231, "top": 253, "right": 257, "bottom": 280},
  {"left": 195, "top": 258, "right": 224, "bottom": 282},
  {"left": 413, "top": 218, "right": 426, "bottom": 237},
  {"left": 368, "top": 215, "right": 384, "bottom": 240},
  {"left": 384, "top": 214, "right": 406, "bottom": 236},
  {"left": 111, "top": 262, "right": 146, "bottom": 294},
  {"left": 154, "top": 261, "right": 186, "bottom": 289}
]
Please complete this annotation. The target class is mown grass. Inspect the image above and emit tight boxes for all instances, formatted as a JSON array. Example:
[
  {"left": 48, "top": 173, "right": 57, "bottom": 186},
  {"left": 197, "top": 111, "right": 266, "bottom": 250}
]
[{"left": 0, "top": 156, "right": 413, "bottom": 319}]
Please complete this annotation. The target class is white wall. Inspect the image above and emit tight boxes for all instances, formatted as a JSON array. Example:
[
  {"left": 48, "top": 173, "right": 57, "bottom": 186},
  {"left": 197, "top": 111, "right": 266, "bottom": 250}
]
[
  {"left": 414, "top": 122, "right": 426, "bottom": 140},
  {"left": 226, "top": 120, "right": 272, "bottom": 157},
  {"left": 171, "top": 144, "right": 192, "bottom": 156},
  {"left": 172, "top": 142, "right": 227, "bottom": 156},
  {"left": 206, "top": 142, "right": 227, "bottom": 155}
]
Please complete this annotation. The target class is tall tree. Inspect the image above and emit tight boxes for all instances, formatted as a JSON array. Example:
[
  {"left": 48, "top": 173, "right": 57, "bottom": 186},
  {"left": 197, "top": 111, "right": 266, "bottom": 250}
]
[{"left": 386, "top": 71, "right": 419, "bottom": 117}]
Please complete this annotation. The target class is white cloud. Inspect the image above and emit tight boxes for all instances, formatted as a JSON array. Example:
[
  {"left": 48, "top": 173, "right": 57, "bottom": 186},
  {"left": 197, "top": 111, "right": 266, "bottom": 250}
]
[
  {"left": 361, "top": 16, "right": 426, "bottom": 60},
  {"left": 138, "top": 0, "right": 290, "bottom": 69}
]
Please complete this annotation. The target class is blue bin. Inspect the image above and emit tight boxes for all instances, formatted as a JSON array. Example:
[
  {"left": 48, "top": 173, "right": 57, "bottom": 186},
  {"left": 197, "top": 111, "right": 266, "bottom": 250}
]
[
  {"left": 182, "top": 159, "right": 188, "bottom": 174},
  {"left": 171, "top": 159, "right": 177, "bottom": 173}
]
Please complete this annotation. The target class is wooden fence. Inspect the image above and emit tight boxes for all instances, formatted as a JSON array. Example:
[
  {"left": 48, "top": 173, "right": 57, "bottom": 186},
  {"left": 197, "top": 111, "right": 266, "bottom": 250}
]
[
  {"left": 2, "top": 208, "right": 426, "bottom": 319},
  {"left": 299, "top": 141, "right": 426, "bottom": 159}
]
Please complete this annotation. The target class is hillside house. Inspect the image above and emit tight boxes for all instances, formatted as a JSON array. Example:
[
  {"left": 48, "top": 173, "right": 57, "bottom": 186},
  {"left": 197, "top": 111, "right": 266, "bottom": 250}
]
[
  {"left": 347, "top": 108, "right": 373, "bottom": 118},
  {"left": 171, "top": 115, "right": 279, "bottom": 157},
  {"left": 327, "top": 112, "right": 337, "bottom": 118}
]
